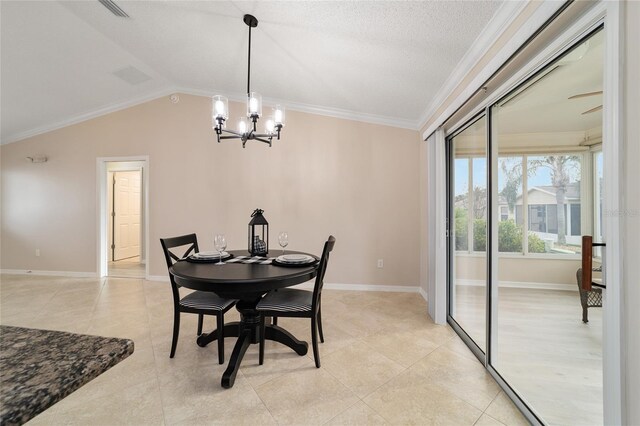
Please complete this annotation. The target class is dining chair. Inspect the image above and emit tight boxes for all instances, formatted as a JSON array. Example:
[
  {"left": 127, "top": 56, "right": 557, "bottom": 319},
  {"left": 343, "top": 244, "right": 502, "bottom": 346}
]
[
  {"left": 256, "top": 235, "right": 335, "bottom": 368},
  {"left": 160, "top": 234, "right": 236, "bottom": 363}
]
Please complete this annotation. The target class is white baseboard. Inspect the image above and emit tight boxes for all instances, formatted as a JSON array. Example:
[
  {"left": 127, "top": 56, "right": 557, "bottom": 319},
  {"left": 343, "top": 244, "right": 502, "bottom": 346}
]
[
  {"left": 456, "top": 278, "right": 577, "bottom": 292},
  {"left": 326, "top": 283, "right": 419, "bottom": 293},
  {"left": 418, "top": 286, "right": 429, "bottom": 303},
  {"left": 0, "top": 269, "right": 99, "bottom": 278}
]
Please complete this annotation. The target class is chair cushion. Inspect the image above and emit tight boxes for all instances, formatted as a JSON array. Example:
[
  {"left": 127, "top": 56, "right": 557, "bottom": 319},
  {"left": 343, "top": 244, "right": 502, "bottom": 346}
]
[
  {"left": 180, "top": 290, "right": 235, "bottom": 311},
  {"left": 256, "top": 289, "right": 313, "bottom": 313}
]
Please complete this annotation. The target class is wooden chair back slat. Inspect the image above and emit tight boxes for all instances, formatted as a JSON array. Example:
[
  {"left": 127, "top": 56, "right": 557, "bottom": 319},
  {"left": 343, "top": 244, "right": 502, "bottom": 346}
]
[{"left": 581, "top": 235, "right": 593, "bottom": 291}]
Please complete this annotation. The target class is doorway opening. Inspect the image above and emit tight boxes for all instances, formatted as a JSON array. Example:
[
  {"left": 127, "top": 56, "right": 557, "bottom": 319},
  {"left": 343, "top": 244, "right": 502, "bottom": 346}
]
[{"left": 97, "top": 157, "right": 149, "bottom": 279}]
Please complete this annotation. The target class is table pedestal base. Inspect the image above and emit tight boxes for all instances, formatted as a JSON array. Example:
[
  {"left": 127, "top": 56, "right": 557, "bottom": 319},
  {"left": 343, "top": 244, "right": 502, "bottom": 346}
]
[{"left": 196, "top": 300, "right": 308, "bottom": 388}]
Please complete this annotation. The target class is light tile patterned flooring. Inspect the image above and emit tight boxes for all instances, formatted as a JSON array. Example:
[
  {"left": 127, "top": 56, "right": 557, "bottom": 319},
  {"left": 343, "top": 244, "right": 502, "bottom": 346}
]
[
  {"left": 108, "top": 256, "right": 145, "bottom": 279},
  {"left": 0, "top": 274, "right": 527, "bottom": 425}
]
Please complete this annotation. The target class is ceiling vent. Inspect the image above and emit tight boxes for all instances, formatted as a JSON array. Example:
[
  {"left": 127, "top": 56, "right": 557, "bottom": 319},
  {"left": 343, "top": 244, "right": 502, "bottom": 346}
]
[
  {"left": 112, "top": 66, "right": 151, "bottom": 85},
  {"left": 98, "top": 0, "right": 129, "bottom": 18}
]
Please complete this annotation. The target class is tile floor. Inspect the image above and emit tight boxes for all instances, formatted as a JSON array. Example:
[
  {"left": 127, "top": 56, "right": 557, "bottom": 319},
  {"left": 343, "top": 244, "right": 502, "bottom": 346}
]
[
  {"left": 108, "top": 256, "right": 145, "bottom": 279},
  {"left": 0, "top": 274, "right": 527, "bottom": 425}
]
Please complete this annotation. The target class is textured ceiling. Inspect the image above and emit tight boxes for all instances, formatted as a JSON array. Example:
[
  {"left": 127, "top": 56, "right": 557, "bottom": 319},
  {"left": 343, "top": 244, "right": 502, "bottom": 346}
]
[{"left": 1, "top": 0, "right": 503, "bottom": 142}]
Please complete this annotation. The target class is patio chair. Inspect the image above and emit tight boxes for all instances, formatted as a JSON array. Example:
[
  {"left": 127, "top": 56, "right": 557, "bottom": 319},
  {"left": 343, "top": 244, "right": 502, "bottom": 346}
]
[{"left": 576, "top": 268, "right": 602, "bottom": 323}]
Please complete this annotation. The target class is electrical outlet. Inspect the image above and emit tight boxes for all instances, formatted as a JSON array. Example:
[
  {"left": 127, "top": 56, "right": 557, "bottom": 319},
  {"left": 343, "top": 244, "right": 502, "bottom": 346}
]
[
  {"left": 35, "top": 249, "right": 40, "bottom": 257},
  {"left": 377, "top": 259, "right": 383, "bottom": 268}
]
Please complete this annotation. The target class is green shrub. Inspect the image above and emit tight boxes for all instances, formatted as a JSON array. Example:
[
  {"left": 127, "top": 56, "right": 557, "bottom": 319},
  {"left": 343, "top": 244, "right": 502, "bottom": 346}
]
[
  {"left": 498, "top": 219, "right": 522, "bottom": 252},
  {"left": 455, "top": 214, "right": 548, "bottom": 254},
  {"left": 528, "top": 233, "right": 546, "bottom": 253},
  {"left": 454, "top": 208, "right": 468, "bottom": 251},
  {"left": 473, "top": 219, "right": 486, "bottom": 251}
]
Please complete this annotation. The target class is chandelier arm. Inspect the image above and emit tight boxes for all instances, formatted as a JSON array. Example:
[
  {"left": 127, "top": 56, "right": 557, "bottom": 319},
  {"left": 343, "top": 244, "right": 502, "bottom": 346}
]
[
  {"left": 221, "top": 129, "right": 245, "bottom": 137},
  {"left": 253, "top": 137, "right": 273, "bottom": 145},
  {"left": 219, "top": 135, "right": 242, "bottom": 140}
]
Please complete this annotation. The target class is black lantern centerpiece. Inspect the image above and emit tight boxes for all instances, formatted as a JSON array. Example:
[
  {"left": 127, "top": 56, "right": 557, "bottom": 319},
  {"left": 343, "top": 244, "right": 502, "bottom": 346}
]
[{"left": 248, "top": 208, "right": 269, "bottom": 256}]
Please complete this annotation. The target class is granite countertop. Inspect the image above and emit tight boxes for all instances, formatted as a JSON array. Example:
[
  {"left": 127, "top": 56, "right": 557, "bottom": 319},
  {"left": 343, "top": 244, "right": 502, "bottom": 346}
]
[{"left": 0, "top": 325, "right": 134, "bottom": 426}]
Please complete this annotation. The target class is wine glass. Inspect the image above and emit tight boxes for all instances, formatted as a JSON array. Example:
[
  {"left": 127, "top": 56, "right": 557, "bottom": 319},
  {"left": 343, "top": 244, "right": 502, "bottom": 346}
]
[
  {"left": 214, "top": 234, "right": 227, "bottom": 265},
  {"left": 278, "top": 232, "right": 288, "bottom": 256}
]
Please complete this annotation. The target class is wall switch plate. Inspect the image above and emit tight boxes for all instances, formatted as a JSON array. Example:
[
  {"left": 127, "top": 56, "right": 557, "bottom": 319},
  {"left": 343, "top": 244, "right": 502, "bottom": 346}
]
[{"left": 377, "top": 259, "right": 383, "bottom": 268}]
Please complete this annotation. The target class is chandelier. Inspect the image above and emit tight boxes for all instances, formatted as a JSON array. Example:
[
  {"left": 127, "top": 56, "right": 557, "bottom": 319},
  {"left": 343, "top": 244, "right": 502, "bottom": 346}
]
[{"left": 212, "top": 14, "right": 285, "bottom": 148}]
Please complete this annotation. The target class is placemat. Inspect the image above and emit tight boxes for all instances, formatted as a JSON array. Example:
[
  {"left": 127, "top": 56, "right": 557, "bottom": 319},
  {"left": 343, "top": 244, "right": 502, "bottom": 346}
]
[{"left": 225, "top": 255, "right": 274, "bottom": 265}]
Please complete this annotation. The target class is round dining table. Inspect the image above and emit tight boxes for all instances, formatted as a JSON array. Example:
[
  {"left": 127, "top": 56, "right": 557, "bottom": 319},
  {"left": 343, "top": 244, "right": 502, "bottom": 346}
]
[{"left": 170, "top": 250, "right": 318, "bottom": 388}]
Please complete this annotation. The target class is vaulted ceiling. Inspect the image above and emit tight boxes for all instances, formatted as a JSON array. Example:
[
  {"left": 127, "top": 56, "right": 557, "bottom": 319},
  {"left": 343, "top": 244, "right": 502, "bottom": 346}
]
[{"left": 1, "top": 0, "right": 504, "bottom": 143}]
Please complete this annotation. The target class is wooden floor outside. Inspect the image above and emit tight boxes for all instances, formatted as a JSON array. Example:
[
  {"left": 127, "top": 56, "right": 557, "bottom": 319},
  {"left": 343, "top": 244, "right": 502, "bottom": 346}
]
[{"left": 454, "top": 285, "right": 603, "bottom": 425}]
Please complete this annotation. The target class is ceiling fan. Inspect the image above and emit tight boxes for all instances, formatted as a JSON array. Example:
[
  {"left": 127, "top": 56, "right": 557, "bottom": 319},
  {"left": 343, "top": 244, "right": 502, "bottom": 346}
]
[{"left": 568, "top": 90, "right": 603, "bottom": 115}]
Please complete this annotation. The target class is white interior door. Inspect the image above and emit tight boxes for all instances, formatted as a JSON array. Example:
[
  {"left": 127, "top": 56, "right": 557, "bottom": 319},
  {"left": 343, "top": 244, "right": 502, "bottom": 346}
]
[{"left": 113, "top": 170, "right": 141, "bottom": 261}]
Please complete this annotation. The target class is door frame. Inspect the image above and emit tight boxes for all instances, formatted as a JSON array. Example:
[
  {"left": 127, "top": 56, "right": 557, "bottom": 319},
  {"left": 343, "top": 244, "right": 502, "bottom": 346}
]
[
  {"left": 97, "top": 156, "right": 149, "bottom": 279},
  {"left": 440, "top": 2, "right": 623, "bottom": 424}
]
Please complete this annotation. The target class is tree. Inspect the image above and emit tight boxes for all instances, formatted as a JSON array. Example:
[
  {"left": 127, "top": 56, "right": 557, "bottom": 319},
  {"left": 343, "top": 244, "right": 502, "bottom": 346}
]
[
  {"left": 500, "top": 158, "right": 523, "bottom": 214},
  {"left": 528, "top": 155, "right": 580, "bottom": 245},
  {"left": 471, "top": 187, "right": 487, "bottom": 219}
]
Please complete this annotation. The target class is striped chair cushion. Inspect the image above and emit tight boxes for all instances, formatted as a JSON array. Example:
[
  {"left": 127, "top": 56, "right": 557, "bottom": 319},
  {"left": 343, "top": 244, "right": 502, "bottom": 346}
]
[
  {"left": 256, "top": 289, "right": 313, "bottom": 313},
  {"left": 180, "top": 290, "right": 235, "bottom": 311}
]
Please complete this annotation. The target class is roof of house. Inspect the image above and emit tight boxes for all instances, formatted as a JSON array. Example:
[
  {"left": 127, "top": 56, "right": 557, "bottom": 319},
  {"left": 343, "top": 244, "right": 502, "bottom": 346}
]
[{"left": 516, "top": 182, "right": 581, "bottom": 202}]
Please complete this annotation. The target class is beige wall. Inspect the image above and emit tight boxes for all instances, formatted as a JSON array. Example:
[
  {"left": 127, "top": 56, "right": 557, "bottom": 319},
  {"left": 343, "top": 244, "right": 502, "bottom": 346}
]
[
  {"left": 0, "top": 94, "right": 421, "bottom": 286},
  {"left": 455, "top": 255, "right": 580, "bottom": 286}
]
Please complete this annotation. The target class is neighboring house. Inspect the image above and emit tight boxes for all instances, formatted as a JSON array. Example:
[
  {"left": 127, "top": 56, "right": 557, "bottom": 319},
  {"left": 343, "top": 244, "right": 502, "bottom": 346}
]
[
  {"left": 454, "top": 189, "right": 508, "bottom": 221},
  {"left": 514, "top": 182, "right": 581, "bottom": 246}
]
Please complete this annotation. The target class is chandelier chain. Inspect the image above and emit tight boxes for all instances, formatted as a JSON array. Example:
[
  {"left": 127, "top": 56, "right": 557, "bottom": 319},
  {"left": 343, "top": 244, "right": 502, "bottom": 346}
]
[{"left": 247, "top": 25, "right": 251, "bottom": 95}]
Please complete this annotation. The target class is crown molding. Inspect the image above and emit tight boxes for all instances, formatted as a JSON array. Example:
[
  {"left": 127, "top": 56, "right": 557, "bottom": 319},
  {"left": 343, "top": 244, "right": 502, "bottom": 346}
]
[
  {"left": 416, "top": 0, "right": 529, "bottom": 133},
  {"left": 2, "top": 84, "right": 420, "bottom": 145},
  {"left": 176, "top": 86, "right": 420, "bottom": 131},
  {"left": 0, "top": 87, "right": 176, "bottom": 145}
]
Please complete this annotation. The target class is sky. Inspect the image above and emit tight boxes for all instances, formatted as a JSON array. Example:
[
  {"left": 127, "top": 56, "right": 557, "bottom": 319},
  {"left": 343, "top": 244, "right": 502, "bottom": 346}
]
[{"left": 454, "top": 157, "right": 581, "bottom": 197}]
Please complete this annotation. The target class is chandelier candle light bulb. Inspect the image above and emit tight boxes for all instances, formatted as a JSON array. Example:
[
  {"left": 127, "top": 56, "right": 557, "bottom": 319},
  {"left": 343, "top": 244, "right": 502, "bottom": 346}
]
[
  {"left": 213, "top": 96, "right": 228, "bottom": 118},
  {"left": 265, "top": 119, "right": 275, "bottom": 134},
  {"left": 211, "top": 14, "right": 284, "bottom": 148},
  {"left": 274, "top": 106, "right": 284, "bottom": 125},
  {"left": 248, "top": 92, "right": 262, "bottom": 117},
  {"left": 238, "top": 118, "right": 248, "bottom": 134}
]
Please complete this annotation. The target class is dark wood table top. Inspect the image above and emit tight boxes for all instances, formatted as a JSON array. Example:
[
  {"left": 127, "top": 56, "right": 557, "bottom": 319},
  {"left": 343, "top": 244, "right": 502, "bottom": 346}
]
[{"left": 170, "top": 250, "right": 318, "bottom": 299}]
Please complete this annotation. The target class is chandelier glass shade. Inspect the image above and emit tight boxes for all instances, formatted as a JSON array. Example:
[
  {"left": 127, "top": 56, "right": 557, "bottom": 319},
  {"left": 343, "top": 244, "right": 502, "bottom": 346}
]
[{"left": 212, "top": 14, "right": 285, "bottom": 148}]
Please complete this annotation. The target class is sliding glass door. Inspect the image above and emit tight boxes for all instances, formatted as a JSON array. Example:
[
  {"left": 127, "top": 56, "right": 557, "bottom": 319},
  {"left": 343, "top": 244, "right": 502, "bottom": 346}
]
[
  {"left": 448, "top": 116, "right": 487, "bottom": 355},
  {"left": 447, "top": 28, "right": 604, "bottom": 425}
]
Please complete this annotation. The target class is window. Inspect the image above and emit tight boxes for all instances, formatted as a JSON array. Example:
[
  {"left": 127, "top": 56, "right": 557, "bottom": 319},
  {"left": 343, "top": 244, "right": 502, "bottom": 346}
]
[
  {"left": 526, "top": 155, "right": 582, "bottom": 254},
  {"left": 570, "top": 203, "right": 581, "bottom": 236},
  {"left": 454, "top": 158, "right": 470, "bottom": 251},
  {"left": 497, "top": 154, "right": 583, "bottom": 255},
  {"left": 500, "top": 206, "right": 508, "bottom": 221},
  {"left": 457, "top": 148, "right": 585, "bottom": 255}
]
